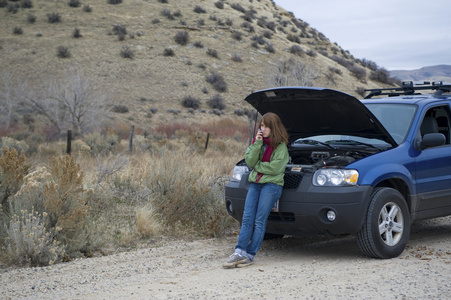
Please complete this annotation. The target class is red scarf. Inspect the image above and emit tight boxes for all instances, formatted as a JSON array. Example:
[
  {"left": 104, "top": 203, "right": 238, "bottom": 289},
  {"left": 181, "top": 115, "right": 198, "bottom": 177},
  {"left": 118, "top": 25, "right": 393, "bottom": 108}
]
[{"left": 253, "top": 137, "right": 274, "bottom": 182}]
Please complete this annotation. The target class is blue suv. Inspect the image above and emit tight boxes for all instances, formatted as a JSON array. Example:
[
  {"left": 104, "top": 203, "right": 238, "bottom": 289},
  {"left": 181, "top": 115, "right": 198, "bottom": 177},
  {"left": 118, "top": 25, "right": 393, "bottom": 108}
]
[{"left": 225, "top": 82, "right": 451, "bottom": 259}]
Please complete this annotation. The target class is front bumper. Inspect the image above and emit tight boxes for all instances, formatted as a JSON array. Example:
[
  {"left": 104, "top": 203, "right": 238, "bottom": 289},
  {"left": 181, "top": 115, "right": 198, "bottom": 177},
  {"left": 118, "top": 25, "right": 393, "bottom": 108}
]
[{"left": 225, "top": 173, "right": 373, "bottom": 236}]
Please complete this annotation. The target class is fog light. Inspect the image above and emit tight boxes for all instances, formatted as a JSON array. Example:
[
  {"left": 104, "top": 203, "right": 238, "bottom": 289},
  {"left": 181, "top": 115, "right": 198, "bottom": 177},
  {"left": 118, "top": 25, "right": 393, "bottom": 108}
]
[
  {"left": 326, "top": 210, "right": 336, "bottom": 222},
  {"left": 227, "top": 202, "right": 233, "bottom": 214}
]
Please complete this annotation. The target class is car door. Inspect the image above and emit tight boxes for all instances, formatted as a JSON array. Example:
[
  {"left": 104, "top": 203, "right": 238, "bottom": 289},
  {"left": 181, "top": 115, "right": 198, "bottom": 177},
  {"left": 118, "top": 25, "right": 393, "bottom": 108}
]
[{"left": 415, "top": 104, "right": 451, "bottom": 217}]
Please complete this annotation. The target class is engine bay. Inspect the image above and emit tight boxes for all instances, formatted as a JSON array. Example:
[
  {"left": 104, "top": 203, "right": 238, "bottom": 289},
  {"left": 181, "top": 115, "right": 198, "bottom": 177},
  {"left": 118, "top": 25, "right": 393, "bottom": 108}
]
[{"left": 288, "top": 148, "right": 379, "bottom": 172}]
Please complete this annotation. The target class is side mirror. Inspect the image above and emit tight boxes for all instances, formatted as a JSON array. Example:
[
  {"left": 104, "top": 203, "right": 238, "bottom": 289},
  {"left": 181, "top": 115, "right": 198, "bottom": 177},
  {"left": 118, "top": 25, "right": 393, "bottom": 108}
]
[{"left": 414, "top": 133, "right": 446, "bottom": 150}]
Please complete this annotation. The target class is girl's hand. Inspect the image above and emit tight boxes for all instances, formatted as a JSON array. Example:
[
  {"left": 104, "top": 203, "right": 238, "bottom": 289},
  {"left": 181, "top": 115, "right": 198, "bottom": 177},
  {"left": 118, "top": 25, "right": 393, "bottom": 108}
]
[{"left": 256, "top": 129, "right": 263, "bottom": 140}]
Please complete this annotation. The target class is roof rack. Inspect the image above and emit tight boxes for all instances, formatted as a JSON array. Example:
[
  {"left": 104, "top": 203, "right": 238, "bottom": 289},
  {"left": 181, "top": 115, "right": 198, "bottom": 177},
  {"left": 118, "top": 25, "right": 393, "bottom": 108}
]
[{"left": 363, "top": 81, "right": 451, "bottom": 99}]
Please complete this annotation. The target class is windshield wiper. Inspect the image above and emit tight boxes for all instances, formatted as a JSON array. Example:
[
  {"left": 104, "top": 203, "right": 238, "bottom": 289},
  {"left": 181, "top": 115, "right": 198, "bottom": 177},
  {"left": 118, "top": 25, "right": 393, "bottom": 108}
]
[
  {"left": 294, "top": 139, "right": 337, "bottom": 149},
  {"left": 327, "top": 140, "right": 381, "bottom": 151}
]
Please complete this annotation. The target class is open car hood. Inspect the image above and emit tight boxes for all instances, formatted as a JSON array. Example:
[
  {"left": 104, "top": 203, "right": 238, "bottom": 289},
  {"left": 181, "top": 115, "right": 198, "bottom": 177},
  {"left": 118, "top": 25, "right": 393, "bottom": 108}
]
[{"left": 245, "top": 87, "right": 397, "bottom": 146}]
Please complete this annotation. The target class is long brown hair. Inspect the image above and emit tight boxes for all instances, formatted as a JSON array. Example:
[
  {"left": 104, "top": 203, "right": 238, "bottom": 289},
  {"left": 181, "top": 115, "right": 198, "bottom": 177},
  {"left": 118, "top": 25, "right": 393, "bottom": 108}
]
[{"left": 260, "top": 112, "right": 289, "bottom": 148}]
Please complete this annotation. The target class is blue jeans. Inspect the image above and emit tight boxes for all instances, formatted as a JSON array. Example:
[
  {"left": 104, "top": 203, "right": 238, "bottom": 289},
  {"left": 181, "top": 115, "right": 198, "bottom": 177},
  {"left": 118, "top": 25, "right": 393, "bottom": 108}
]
[{"left": 236, "top": 182, "right": 283, "bottom": 256}]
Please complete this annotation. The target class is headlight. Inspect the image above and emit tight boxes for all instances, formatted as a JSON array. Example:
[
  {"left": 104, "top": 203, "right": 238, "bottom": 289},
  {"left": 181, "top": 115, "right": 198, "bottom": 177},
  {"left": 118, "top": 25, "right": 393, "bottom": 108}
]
[
  {"left": 313, "top": 169, "right": 358, "bottom": 186},
  {"left": 230, "top": 166, "right": 249, "bottom": 181}
]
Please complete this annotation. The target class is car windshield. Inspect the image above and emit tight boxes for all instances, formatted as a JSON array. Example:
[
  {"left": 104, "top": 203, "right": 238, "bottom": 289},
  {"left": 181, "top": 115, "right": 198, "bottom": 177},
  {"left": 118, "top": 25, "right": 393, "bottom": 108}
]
[{"left": 364, "top": 103, "right": 417, "bottom": 144}]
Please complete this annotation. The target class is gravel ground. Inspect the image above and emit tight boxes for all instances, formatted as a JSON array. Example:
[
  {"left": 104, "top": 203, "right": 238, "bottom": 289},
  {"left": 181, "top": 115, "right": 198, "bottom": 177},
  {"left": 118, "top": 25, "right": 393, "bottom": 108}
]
[{"left": 1, "top": 217, "right": 451, "bottom": 299}]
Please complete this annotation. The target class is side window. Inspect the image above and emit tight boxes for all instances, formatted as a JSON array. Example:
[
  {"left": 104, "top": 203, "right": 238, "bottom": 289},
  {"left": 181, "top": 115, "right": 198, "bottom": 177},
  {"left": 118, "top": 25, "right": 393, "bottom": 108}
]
[{"left": 421, "top": 106, "right": 451, "bottom": 144}]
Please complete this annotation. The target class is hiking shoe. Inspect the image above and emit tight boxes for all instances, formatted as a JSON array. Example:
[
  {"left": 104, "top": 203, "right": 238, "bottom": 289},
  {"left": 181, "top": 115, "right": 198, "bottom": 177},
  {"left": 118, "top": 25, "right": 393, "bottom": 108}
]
[
  {"left": 222, "top": 253, "right": 247, "bottom": 268},
  {"left": 236, "top": 257, "right": 253, "bottom": 268}
]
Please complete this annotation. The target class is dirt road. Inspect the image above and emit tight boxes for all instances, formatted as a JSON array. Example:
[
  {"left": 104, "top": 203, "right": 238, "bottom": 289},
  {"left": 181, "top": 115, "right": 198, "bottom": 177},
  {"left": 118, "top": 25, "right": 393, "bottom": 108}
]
[{"left": 1, "top": 217, "right": 451, "bottom": 299}]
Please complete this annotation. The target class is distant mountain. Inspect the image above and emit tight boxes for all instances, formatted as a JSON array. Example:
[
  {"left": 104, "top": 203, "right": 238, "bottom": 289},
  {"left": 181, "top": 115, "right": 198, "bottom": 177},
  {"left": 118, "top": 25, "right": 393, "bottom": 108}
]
[{"left": 390, "top": 65, "right": 451, "bottom": 83}]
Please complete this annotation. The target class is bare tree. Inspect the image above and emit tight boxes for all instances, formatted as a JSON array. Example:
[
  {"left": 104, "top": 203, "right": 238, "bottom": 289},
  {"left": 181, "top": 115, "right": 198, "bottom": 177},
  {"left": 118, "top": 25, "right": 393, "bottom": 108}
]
[
  {"left": 29, "top": 66, "right": 111, "bottom": 136},
  {"left": 266, "top": 58, "right": 319, "bottom": 87},
  {"left": 0, "top": 72, "right": 28, "bottom": 129}
]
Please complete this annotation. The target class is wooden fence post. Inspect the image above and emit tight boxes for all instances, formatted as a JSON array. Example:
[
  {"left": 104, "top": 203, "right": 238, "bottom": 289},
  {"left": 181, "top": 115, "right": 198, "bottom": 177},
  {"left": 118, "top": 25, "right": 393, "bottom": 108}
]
[
  {"left": 129, "top": 125, "right": 134, "bottom": 152},
  {"left": 204, "top": 132, "right": 210, "bottom": 151},
  {"left": 66, "top": 130, "right": 72, "bottom": 155}
]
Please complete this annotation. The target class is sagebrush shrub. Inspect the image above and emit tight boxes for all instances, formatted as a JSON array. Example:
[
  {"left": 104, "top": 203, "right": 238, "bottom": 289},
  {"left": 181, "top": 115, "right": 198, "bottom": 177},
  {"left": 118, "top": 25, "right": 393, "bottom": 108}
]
[
  {"left": 231, "top": 3, "right": 245, "bottom": 13},
  {"left": 214, "top": 1, "right": 224, "bottom": 9},
  {"left": 5, "top": 209, "right": 64, "bottom": 266},
  {"left": 68, "top": 0, "right": 81, "bottom": 7},
  {"left": 181, "top": 96, "right": 200, "bottom": 109},
  {"left": 265, "top": 43, "right": 275, "bottom": 53},
  {"left": 1, "top": 137, "right": 29, "bottom": 155},
  {"left": 206, "top": 48, "right": 219, "bottom": 58},
  {"left": 21, "top": 0, "right": 33, "bottom": 9},
  {"left": 0, "top": 147, "right": 29, "bottom": 215},
  {"left": 231, "top": 31, "right": 243, "bottom": 41},
  {"left": 47, "top": 12, "right": 61, "bottom": 23},
  {"left": 56, "top": 46, "right": 71, "bottom": 58},
  {"left": 193, "top": 41, "right": 203, "bottom": 48},
  {"left": 206, "top": 71, "right": 227, "bottom": 92},
  {"left": 207, "top": 94, "right": 226, "bottom": 110},
  {"left": 0, "top": 0, "right": 7, "bottom": 8},
  {"left": 231, "top": 53, "right": 242, "bottom": 62},
  {"left": 26, "top": 13, "right": 36, "bottom": 23},
  {"left": 163, "top": 48, "right": 175, "bottom": 56},
  {"left": 112, "top": 104, "right": 129, "bottom": 113},
  {"left": 112, "top": 24, "right": 126, "bottom": 36},
  {"left": 161, "top": 9, "right": 174, "bottom": 20},
  {"left": 329, "top": 66, "right": 342, "bottom": 75},
  {"left": 349, "top": 65, "right": 367, "bottom": 80},
  {"left": 193, "top": 5, "right": 206, "bottom": 13},
  {"left": 13, "top": 27, "right": 23, "bottom": 35},
  {"left": 72, "top": 28, "right": 82, "bottom": 38},
  {"left": 84, "top": 132, "right": 119, "bottom": 156},
  {"left": 355, "top": 87, "right": 366, "bottom": 97},
  {"left": 82, "top": 5, "right": 92, "bottom": 12},
  {"left": 241, "top": 21, "right": 254, "bottom": 32},
  {"left": 43, "top": 155, "right": 91, "bottom": 253},
  {"left": 120, "top": 45, "right": 134, "bottom": 59},
  {"left": 370, "top": 68, "right": 399, "bottom": 85},
  {"left": 251, "top": 35, "right": 265, "bottom": 45},
  {"left": 7, "top": 3, "right": 19, "bottom": 13},
  {"left": 174, "top": 31, "right": 189, "bottom": 46},
  {"left": 107, "top": 0, "right": 122, "bottom": 4},
  {"left": 360, "top": 58, "right": 379, "bottom": 71},
  {"left": 263, "top": 30, "right": 273, "bottom": 39},
  {"left": 306, "top": 49, "right": 317, "bottom": 57},
  {"left": 289, "top": 44, "right": 303, "bottom": 56},
  {"left": 287, "top": 34, "right": 301, "bottom": 44},
  {"left": 331, "top": 55, "right": 353, "bottom": 69},
  {"left": 242, "top": 10, "right": 256, "bottom": 22}
]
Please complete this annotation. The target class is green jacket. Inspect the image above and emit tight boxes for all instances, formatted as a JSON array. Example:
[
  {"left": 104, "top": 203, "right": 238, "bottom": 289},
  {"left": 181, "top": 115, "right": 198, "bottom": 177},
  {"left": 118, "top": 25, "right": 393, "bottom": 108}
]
[{"left": 245, "top": 139, "right": 289, "bottom": 186}]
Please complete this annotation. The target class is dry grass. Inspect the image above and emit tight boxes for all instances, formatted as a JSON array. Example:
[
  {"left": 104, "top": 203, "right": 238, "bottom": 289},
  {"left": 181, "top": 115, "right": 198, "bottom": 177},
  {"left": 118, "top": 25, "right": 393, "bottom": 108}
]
[
  {"left": 0, "top": 123, "right": 246, "bottom": 267},
  {"left": 136, "top": 205, "right": 162, "bottom": 238}
]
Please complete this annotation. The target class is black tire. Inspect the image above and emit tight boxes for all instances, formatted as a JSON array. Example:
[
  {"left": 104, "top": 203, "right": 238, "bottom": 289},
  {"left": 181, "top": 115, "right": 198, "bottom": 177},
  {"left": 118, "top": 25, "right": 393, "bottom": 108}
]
[{"left": 356, "top": 187, "right": 411, "bottom": 259}]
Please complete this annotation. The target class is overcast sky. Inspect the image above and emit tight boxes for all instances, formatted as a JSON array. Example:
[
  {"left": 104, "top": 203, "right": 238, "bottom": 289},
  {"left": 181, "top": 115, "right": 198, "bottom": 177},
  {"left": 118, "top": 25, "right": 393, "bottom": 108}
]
[{"left": 274, "top": 0, "right": 451, "bottom": 71}]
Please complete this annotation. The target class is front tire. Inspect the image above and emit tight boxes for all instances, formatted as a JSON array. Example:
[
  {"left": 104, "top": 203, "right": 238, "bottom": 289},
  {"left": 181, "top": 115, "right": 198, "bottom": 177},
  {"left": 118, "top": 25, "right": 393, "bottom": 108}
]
[{"left": 357, "top": 187, "right": 410, "bottom": 259}]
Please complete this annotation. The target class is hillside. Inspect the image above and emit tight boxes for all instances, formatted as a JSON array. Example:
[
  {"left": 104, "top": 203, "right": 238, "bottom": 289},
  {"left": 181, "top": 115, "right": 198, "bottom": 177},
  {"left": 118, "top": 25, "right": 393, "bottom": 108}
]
[
  {"left": 0, "top": 0, "right": 392, "bottom": 134},
  {"left": 390, "top": 65, "right": 451, "bottom": 83}
]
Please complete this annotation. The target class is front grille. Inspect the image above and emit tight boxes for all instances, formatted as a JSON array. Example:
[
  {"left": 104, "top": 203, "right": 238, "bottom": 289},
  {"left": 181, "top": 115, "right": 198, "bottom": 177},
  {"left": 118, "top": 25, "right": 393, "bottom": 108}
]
[{"left": 283, "top": 173, "right": 302, "bottom": 189}]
